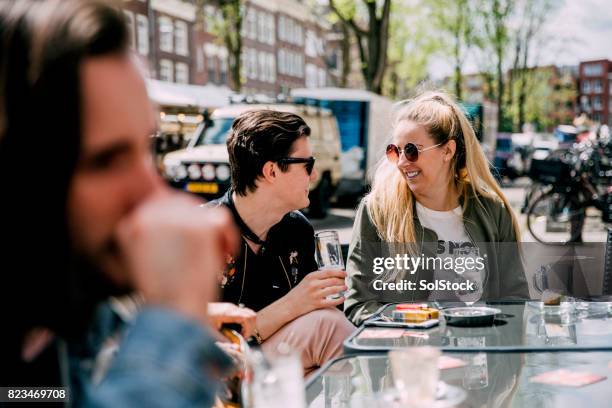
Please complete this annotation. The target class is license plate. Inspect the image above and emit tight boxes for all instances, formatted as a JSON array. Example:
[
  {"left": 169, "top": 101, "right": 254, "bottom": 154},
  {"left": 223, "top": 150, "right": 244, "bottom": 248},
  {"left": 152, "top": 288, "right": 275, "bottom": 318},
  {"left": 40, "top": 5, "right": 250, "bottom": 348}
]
[{"left": 186, "top": 182, "right": 219, "bottom": 194}]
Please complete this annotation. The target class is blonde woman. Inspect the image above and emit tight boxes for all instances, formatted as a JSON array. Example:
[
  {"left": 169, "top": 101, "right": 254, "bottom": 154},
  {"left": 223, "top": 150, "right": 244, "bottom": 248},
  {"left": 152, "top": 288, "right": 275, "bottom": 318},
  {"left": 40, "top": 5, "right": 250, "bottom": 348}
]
[{"left": 345, "top": 91, "right": 529, "bottom": 325}]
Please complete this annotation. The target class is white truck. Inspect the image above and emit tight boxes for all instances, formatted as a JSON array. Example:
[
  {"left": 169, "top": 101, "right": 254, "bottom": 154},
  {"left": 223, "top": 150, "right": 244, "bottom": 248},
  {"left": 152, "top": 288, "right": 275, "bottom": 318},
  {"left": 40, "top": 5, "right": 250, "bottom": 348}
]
[{"left": 291, "top": 88, "right": 394, "bottom": 200}]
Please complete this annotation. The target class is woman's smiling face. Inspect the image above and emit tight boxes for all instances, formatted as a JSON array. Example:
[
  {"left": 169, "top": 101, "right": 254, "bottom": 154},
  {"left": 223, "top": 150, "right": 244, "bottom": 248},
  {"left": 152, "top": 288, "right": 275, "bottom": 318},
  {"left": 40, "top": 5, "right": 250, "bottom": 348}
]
[{"left": 392, "top": 120, "right": 453, "bottom": 199}]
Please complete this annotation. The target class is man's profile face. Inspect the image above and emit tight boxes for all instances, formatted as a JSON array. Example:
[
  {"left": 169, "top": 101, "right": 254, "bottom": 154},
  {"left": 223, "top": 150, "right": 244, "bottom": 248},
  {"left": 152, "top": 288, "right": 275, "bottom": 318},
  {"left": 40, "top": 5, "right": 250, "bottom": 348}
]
[
  {"left": 67, "top": 54, "right": 161, "bottom": 284},
  {"left": 275, "top": 136, "right": 317, "bottom": 211}
]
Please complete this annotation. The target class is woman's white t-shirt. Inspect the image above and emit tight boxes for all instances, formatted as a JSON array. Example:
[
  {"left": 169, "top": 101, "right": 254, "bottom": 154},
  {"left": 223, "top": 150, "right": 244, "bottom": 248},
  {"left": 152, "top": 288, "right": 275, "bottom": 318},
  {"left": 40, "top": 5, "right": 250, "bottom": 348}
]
[
  {"left": 415, "top": 202, "right": 470, "bottom": 243},
  {"left": 415, "top": 202, "right": 481, "bottom": 301}
]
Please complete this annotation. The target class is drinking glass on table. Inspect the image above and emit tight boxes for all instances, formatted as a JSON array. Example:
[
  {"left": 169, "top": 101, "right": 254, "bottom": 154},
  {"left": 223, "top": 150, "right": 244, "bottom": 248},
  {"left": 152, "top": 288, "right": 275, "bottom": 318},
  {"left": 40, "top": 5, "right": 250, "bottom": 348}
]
[
  {"left": 389, "top": 347, "right": 441, "bottom": 407},
  {"left": 314, "top": 230, "right": 346, "bottom": 300},
  {"left": 453, "top": 246, "right": 485, "bottom": 306}
]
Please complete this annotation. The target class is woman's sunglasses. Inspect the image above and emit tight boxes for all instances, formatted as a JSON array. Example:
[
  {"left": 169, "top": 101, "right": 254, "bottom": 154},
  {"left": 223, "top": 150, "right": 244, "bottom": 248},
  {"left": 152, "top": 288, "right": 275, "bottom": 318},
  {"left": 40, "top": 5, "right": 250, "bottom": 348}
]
[
  {"left": 385, "top": 142, "right": 443, "bottom": 163},
  {"left": 277, "top": 156, "right": 316, "bottom": 175}
]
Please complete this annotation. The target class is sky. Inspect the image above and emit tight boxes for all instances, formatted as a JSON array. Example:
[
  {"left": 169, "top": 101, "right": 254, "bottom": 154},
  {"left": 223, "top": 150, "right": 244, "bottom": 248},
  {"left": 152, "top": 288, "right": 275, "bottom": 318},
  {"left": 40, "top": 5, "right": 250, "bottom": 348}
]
[{"left": 429, "top": 0, "right": 612, "bottom": 79}]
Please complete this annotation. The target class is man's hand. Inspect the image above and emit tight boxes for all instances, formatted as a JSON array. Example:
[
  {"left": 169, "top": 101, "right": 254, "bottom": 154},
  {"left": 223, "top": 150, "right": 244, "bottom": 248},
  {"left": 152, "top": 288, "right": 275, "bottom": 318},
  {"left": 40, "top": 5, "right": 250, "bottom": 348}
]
[
  {"left": 209, "top": 302, "right": 257, "bottom": 338},
  {"left": 116, "top": 191, "right": 239, "bottom": 326},
  {"left": 284, "top": 269, "right": 347, "bottom": 317}
]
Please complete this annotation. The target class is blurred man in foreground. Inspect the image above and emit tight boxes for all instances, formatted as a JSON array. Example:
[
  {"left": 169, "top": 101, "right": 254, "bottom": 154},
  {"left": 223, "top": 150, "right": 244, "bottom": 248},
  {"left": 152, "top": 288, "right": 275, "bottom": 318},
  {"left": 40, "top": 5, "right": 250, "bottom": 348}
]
[{"left": 0, "top": 0, "right": 240, "bottom": 405}]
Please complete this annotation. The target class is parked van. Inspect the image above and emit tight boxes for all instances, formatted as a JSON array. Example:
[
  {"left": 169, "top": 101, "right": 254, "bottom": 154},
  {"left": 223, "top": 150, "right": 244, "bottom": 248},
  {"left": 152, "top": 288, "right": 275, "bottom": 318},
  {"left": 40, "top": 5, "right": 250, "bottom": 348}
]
[
  {"left": 291, "top": 88, "right": 394, "bottom": 200},
  {"left": 162, "top": 103, "right": 342, "bottom": 217}
]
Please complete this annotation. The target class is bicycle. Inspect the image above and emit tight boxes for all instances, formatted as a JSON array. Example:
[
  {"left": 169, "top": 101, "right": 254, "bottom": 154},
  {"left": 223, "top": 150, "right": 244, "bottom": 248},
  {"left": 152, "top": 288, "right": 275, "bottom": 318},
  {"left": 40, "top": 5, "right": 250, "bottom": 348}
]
[{"left": 525, "top": 140, "right": 612, "bottom": 244}]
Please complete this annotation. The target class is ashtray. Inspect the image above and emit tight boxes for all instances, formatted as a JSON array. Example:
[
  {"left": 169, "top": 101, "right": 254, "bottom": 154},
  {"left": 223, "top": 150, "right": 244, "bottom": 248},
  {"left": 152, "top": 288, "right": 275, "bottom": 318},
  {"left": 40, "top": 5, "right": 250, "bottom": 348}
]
[{"left": 441, "top": 307, "right": 502, "bottom": 327}]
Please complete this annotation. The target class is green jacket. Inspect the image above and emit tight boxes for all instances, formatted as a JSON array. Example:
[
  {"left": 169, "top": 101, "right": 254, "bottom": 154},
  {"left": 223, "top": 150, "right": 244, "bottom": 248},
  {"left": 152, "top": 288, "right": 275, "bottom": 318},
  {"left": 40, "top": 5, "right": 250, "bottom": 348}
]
[{"left": 344, "top": 193, "right": 529, "bottom": 325}]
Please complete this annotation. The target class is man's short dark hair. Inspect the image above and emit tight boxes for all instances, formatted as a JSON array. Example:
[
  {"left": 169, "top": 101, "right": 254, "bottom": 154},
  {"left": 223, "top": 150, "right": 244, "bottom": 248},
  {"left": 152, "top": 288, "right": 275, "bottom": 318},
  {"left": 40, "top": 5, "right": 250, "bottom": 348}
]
[{"left": 227, "top": 110, "right": 311, "bottom": 196}]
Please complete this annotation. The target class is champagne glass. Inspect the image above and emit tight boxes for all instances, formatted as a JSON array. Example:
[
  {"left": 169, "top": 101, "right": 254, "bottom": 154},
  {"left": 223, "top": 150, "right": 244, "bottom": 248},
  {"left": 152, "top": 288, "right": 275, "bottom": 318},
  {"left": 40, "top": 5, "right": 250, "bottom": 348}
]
[{"left": 453, "top": 247, "right": 485, "bottom": 307}]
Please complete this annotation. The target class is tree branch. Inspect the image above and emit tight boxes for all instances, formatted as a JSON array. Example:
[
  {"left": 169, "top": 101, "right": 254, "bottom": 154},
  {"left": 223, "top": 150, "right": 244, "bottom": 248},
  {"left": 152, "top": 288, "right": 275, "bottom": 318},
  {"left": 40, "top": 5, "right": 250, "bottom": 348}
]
[{"left": 328, "top": 0, "right": 368, "bottom": 37}]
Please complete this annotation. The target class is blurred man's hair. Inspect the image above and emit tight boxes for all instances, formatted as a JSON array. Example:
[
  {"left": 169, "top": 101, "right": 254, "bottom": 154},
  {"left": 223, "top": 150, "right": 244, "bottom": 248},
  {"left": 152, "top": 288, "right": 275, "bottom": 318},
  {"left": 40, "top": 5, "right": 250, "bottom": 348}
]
[
  {"left": 0, "top": 0, "right": 129, "bottom": 339},
  {"left": 226, "top": 110, "right": 310, "bottom": 196}
]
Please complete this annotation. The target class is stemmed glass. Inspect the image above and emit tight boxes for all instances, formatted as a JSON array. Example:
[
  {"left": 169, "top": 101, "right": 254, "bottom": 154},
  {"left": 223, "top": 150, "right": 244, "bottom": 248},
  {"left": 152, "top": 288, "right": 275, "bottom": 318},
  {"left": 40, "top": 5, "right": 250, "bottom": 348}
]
[{"left": 453, "top": 247, "right": 486, "bottom": 307}]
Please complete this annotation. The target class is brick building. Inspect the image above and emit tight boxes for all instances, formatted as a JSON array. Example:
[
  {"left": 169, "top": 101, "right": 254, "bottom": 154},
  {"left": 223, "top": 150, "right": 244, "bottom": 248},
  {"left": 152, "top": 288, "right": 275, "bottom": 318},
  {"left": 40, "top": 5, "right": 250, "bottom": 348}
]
[
  {"left": 121, "top": 0, "right": 340, "bottom": 98},
  {"left": 122, "top": 0, "right": 195, "bottom": 84},
  {"left": 578, "top": 59, "right": 612, "bottom": 125}
]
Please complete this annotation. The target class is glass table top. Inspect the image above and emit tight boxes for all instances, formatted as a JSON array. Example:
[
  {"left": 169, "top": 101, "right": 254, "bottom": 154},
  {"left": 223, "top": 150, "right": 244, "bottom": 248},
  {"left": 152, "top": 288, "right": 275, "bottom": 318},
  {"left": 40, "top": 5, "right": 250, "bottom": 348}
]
[
  {"left": 306, "top": 351, "right": 612, "bottom": 408},
  {"left": 345, "top": 301, "right": 612, "bottom": 352}
]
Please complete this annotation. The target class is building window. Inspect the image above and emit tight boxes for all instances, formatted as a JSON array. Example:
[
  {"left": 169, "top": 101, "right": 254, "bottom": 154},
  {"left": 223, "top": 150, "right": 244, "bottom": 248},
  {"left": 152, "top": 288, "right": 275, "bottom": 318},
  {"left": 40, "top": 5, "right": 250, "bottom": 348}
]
[
  {"left": 258, "top": 51, "right": 266, "bottom": 82},
  {"left": 247, "top": 48, "right": 257, "bottom": 79},
  {"left": 159, "top": 59, "right": 174, "bottom": 82},
  {"left": 248, "top": 8, "right": 257, "bottom": 40},
  {"left": 584, "top": 63, "right": 603, "bottom": 76},
  {"left": 205, "top": 44, "right": 218, "bottom": 83},
  {"left": 268, "top": 53, "right": 276, "bottom": 83},
  {"left": 176, "top": 62, "right": 189, "bottom": 84},
  {"left": 580, "top": 95, "right": 590, "bottom": 111},
  {"left": 305, "top": 30, "right": 316, "bottom": 57},
  {"left": 593, "top": 95, "right": 602, "bottom": 110},
  {"left": 123, "top": 11, "right": 135, "bottom": 49},
  {"left": 220, "top": 58, "right": 228, "bottom": 84},
  {"left": 257, "top": 11, "right": 266, "bottom": 43},
  {"left": 594, "top": 79, "right": 602, "bottom": 93},
  {"left": 289, "top": 52, "right": 298, "bottom": 76},
  {"left": 318, "top": 68, "right": 326, "bottom": 87},
  {"left": 288, "top": 18, "right": 295, "bottom": 43},
  {"left": 278, "top": 15, "right": 285, "bottom": 41},
  {"left": 593, "top": 112, "right": 601, "bottom": 122},
  {"left": 174, "top": 21, "right": 188, "bottom": 56},
  {"left": 306, "top": 63, "right": 317, "bottom": 87},
  {"left": 278, "top": 49, "right": 285, "bottom": 74},
  {"left": 207, "top": 57, "right": 217, "bottom": 83},
  {"left": 297, "top": 54, "right": 304, "bottom": 78},
  {"left": 267, "top": 14, "right": 275, "bottom": 45},
  {"left": 196, "top": 46, "right": 204, "bottom": 72},
  {"left": 296, "top": 24, "right": 303, "bottom": 46},
  {"left": 159, "top": 16, "right": 173, "bottom": 53},
  {"left": 136, "top": 15, "right": 149, "bottom": 56},
  {"left": 582, "top": 80, "right": 591, "bottom": 93}
]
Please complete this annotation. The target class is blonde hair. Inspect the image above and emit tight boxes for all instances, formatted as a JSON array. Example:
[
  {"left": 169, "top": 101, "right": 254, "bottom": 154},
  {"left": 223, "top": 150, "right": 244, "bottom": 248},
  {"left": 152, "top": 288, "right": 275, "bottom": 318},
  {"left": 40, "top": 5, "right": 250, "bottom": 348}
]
[{"left": 366, "top": 91, "right": 520, "bottom": 244}]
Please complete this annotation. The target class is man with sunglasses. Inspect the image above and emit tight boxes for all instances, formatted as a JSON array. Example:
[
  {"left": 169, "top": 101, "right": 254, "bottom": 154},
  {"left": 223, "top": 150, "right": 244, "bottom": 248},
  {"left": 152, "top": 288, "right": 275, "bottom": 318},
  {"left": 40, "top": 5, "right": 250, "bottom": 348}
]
[{"left": 208, "top": 110, "right": 354, "bottom": 375}]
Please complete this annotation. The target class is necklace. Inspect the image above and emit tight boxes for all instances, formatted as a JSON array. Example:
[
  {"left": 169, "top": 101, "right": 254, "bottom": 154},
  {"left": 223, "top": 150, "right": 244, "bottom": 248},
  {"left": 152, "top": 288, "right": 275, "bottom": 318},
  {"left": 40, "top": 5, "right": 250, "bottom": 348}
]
[
  {"left": 238, "top": 242, "right": 248, "bottom": 303},
  {"left": 278, "top": 257, "right": 293, "bottom": 289},
  {"left": 227, "top": 191, "right": 266, "bottom": 246}
]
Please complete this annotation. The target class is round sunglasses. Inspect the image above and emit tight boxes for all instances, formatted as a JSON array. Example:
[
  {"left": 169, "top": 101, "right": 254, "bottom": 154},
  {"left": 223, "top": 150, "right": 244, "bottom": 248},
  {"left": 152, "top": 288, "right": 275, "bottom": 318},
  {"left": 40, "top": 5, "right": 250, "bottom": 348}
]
[{"left": 385, "top": 142, "right": 443, "bottom": 163}]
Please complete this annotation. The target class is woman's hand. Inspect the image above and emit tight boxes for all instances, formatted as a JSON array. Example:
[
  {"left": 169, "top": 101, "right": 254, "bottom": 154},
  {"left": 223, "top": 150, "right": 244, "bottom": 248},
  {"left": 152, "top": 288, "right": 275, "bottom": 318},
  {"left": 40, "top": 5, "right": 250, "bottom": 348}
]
[
  {"left": 284, "top": 269, "right": 347, "bottom": 317},
  {"left": 208, "top": 302, "right": 257, "bottom": 338}
]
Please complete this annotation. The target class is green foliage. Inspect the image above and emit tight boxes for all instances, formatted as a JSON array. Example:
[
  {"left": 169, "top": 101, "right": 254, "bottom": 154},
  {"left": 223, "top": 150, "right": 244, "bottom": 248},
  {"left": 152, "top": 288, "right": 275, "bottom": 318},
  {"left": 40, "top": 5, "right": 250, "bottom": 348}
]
[{"left": 384, "top": 1, "right": 439, "bottom": 98}]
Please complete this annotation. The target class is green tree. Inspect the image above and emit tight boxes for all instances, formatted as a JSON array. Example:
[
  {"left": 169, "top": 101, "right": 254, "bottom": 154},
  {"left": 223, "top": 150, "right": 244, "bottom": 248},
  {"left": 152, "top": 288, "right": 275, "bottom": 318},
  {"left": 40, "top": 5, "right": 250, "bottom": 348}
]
[
  {"left": 508, "top": 0, "right": 557, "bottom": 131},
  {"left": 479, "top": 0, "right": 514, "bottom": 131},
  {"left": 384, "top": 1, "right": 438, "bottom": 99},
  {"left": 197, "top": 0, "right": 244, "bottom": 92},
  {"left": 428, "top": 0, "right": 477, "bottom": 101},
  {"left": 328, "top": 0, "right": 392, "bottom": 94}
]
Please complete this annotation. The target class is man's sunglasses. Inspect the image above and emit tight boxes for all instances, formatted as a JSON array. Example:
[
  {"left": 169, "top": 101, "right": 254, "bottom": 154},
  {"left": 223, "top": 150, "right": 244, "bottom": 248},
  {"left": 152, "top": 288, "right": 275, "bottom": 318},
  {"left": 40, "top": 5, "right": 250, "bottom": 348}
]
[
  {"left": 385, "top": 142, "right": 443, "bottom": 163},
  {"left": 277, "top": 156, "right": 316, "bottom": 175}
]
